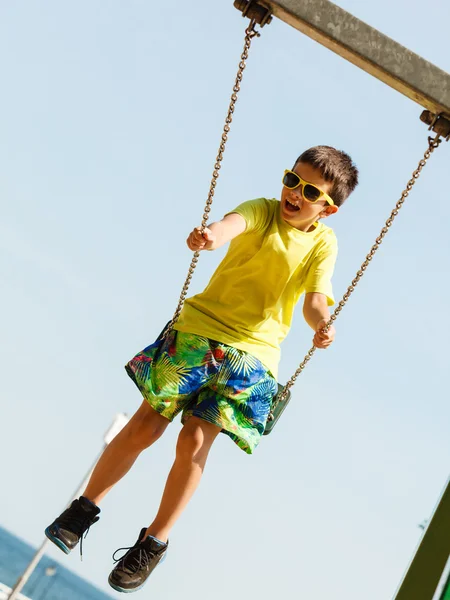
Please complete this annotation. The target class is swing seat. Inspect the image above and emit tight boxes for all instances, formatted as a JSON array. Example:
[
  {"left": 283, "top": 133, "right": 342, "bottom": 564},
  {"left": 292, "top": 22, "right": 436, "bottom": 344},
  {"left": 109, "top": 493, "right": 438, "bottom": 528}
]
[{"left": 263, "top": 384, "right": 292, "bottom": 435}]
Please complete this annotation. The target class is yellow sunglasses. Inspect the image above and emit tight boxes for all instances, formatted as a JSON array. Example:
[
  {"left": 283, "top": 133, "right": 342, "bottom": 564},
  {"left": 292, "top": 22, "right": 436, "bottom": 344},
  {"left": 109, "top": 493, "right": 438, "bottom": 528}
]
[{"left": 282, "top": 170, "right": 335, "bottom": 206}]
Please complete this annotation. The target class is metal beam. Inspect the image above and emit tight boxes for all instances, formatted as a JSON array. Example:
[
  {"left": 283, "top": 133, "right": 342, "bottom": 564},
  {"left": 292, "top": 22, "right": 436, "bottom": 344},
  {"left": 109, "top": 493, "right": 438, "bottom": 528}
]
[
  {"left": 394, "top": 478, "right": 450, "bottom": 600},
  {"left": 235, "top": 0, "right": 450, "bottom": 116}
]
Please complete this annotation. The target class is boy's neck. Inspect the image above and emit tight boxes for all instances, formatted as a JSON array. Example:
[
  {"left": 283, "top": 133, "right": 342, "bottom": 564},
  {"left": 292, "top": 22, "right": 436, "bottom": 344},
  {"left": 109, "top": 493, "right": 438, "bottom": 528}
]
[{"left": 282, "top": 215, "right": 319, "bottom": 232}]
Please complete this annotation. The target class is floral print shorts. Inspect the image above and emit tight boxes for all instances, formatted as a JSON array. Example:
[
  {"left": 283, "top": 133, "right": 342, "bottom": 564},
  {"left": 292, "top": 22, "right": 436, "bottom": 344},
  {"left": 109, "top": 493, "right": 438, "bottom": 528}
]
[{"left": 125, "top": 328, "right": 277, "bottom": 454}]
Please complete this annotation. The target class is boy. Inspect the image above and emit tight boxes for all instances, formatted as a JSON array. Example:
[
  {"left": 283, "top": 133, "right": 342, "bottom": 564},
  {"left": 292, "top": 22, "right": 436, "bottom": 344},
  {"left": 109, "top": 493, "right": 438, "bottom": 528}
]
[{"left": 45, "top": 145, "right": 358, "bottom": 593}]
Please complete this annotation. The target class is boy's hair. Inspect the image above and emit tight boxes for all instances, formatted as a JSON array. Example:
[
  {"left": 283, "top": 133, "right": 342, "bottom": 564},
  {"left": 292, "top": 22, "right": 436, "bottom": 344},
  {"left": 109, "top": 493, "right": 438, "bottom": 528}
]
[{"left": 294, "top": 146, "right": 359, "bottom": 207}]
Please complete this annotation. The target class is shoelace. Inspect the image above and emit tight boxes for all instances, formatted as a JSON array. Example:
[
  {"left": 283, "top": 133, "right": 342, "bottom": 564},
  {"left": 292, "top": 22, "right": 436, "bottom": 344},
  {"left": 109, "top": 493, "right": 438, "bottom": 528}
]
[
  {"left": 58, "top": 512, "right": 97, "bottom": 560},
  {"left": 112, "top": 545, "right": 156, "bottom": 574}
]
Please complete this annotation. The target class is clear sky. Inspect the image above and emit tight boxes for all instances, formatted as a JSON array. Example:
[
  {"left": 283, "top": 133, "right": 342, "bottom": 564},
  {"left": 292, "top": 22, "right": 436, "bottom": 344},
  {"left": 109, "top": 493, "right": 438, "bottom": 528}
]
[{"left": 1, "top": 1, "right": 449, "bottom": 599}]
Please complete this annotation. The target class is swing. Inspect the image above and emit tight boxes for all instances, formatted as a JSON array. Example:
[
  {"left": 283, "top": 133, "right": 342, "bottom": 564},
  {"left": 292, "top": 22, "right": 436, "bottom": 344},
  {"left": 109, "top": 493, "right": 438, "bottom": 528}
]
[{"left": 162, "top": 8, "right": 450, "bottom": 436}]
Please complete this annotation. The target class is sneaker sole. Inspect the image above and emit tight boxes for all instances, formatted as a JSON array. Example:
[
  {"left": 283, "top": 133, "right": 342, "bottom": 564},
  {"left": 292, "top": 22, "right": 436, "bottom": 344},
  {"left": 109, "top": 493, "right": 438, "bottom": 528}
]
[
  {"left": 45, "top": 527, "right": 71, "bottom": 555},
  {"left": 107, "top": 552, "right": 167, "bottom": 593},
  {"left": 108, "top": 577, "right": 147, "bottom": 594}
]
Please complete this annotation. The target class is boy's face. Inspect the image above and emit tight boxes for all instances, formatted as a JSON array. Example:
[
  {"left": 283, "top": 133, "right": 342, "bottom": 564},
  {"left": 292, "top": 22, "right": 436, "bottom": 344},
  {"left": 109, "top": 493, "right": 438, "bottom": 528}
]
[{"left": 280, "top": 162, "right": 338, "bottom": 230}]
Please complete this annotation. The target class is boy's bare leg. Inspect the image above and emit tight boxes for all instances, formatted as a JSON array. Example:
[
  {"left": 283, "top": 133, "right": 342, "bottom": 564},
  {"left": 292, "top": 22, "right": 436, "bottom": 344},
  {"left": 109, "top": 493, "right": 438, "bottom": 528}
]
[
  {"left": 83, "top": 401, "right": 169, "bottom": 505},
  {"left": 145, "top": 416, "right": 221, "bottom": 542}
]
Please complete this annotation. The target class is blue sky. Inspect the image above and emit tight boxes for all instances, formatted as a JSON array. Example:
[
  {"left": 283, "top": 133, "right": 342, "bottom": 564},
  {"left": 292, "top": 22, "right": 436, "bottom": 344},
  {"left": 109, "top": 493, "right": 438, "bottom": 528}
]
[{"left": 1, "top": 1, "right": 449, "bottom": 598}]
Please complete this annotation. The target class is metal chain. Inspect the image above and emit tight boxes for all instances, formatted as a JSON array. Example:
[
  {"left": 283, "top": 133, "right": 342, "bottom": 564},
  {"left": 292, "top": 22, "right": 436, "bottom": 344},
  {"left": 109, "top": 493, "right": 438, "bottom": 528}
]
[
  {"left": 273, "top": 132, "right": 443, "bottom": 410},
  {"left": 162, "top": 20, "right": 261, "bottom": 338}
]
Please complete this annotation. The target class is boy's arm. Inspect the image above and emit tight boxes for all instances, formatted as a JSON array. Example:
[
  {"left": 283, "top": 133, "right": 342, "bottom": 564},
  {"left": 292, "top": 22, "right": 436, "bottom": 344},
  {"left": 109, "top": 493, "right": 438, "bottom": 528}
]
[
  {"left": 186, "top": 212, "right": 246, "bottom": 251},
  {"left": 303, "top": 292, "right": 336, "bottom": 349}
]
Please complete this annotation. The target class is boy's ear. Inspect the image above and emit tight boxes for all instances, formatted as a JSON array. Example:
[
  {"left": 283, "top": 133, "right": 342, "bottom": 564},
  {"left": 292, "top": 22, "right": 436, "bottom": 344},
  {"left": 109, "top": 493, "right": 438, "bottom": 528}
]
[{"left": 320, "top": 205, "right": 339, "bottom": 219}]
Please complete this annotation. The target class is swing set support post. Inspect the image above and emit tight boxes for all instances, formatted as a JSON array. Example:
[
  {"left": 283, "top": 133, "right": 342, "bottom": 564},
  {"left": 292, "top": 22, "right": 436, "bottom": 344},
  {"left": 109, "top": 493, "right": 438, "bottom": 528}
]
[
  {"left": 393, "top": 477, "right": 450, "bottom": 600},
  {"left": 234, "top": 0, "right": 450, "bottom": 117}
]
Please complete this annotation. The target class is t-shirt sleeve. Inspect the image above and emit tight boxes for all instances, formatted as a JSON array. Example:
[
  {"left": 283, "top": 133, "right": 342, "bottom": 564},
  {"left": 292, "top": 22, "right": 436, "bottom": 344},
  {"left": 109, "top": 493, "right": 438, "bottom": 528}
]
[
  {"left": 225, "top": 198, "right": 270, "bottom": 234},
  {"left": 303, "top": 237, "right": 338, "bottom": 306}
]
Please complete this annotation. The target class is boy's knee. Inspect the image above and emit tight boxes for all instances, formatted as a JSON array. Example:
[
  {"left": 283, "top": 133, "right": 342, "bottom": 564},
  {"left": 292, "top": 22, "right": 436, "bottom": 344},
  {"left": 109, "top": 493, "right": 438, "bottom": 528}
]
[
  {"left": 126, "top": 404, "right": 169, "bottom": 449},
  {"left": 176, "top": 418, "right": 220, "bottom": 461}
]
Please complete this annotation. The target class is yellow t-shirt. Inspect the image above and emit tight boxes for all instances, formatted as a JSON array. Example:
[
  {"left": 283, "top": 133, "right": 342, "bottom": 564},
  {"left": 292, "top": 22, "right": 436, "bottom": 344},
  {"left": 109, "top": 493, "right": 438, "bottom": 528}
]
[{"left": 174, "top": 198, "right": 338, "bottom": 378}]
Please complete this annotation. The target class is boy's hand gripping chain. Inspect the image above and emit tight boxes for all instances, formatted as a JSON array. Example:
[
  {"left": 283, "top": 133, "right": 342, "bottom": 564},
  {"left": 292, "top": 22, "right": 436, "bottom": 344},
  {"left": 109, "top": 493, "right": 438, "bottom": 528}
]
[
  {"left": 162, "top": 18, "right": 265, "bottom": 340},
  {"left": 268, "top": 120, "right": 447, "bottom": 427}
]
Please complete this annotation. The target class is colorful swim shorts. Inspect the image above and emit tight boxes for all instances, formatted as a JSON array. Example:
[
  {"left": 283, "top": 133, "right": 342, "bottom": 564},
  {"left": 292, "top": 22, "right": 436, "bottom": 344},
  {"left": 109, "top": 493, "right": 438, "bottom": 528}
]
[{"left": 125, "top": 328, "right": 278, "bottom": 454}]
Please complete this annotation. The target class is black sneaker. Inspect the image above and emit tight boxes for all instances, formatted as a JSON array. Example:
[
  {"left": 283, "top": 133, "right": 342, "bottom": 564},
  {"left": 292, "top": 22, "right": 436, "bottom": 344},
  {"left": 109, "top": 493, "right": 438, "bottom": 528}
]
[
  {"left": 108, "top": 528, "right": 168, "bottom": 593},
  {"left": 45, "top": 496, "right": 100, "bottom": 556}
]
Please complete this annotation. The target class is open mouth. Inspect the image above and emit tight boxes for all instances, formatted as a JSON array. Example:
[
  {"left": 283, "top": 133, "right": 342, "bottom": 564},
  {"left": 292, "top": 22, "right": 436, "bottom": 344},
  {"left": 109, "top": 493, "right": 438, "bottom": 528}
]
[{"left": 285, "top": 198, "right": 300, "bottom": 212}]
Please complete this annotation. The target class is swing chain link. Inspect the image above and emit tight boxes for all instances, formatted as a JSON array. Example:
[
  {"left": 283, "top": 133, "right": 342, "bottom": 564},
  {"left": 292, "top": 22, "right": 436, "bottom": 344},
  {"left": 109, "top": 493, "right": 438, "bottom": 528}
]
[
  {"left": 162, "top": 19, "right": 261, "bottom": 339},
  {"left": 271, "top": 132, "right": 443, "bottom": 413}
]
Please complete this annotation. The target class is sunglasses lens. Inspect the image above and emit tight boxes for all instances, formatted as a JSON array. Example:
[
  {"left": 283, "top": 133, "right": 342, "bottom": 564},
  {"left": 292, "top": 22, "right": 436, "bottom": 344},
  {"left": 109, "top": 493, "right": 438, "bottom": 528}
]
[
  {"left": 283, "top": 172, "right": 300, "bottom": 188},
  {"left": 303, "top": 184, "right": 321, "bottom": 202}
]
